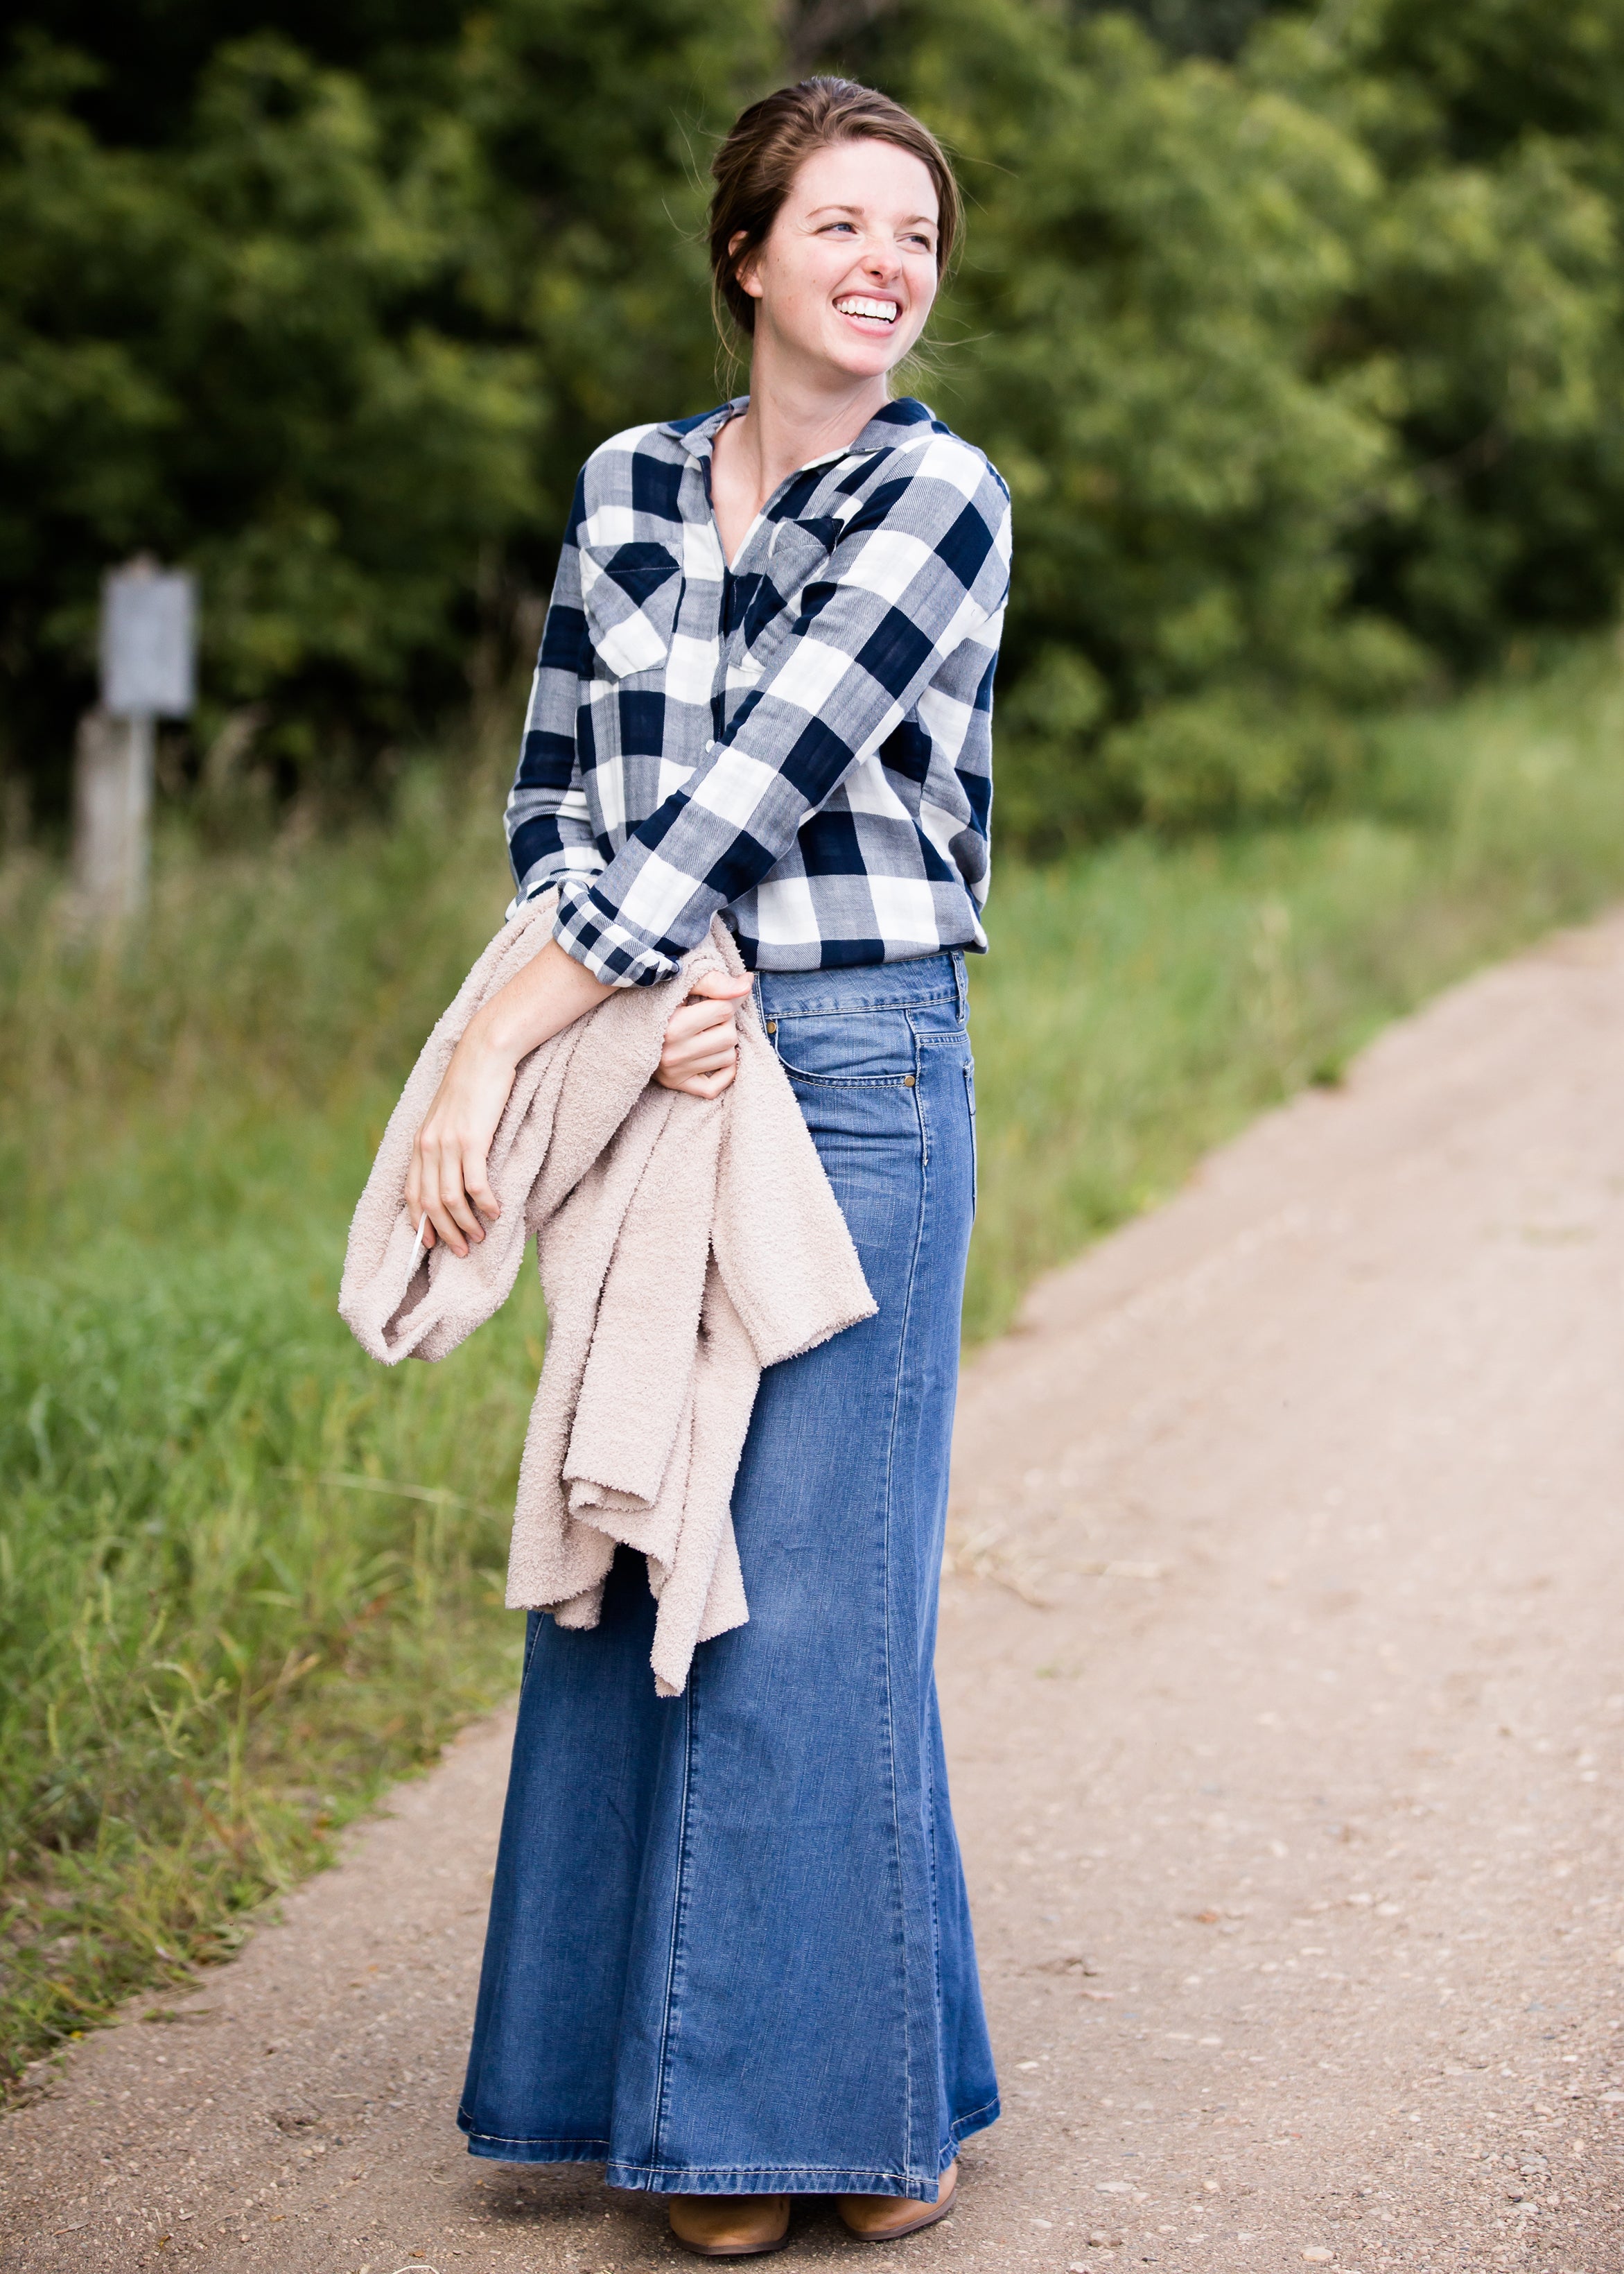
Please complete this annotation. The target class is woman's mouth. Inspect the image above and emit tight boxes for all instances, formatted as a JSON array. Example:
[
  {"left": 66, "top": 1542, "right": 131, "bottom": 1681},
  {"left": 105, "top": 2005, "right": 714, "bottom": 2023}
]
[{"left": 834, "top": 295, "right": 900, "bottom": 331}]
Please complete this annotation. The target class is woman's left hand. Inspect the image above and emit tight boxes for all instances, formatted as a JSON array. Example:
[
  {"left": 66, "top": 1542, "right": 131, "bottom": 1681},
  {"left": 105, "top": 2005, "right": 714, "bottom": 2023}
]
[{"left": 655, "top": 971, "right": 753, "bottom": 1098}]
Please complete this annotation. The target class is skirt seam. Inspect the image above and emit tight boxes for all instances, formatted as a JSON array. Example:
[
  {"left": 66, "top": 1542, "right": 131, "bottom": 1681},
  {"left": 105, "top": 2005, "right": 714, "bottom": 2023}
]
[
  {"left": 648, "top": 1669, "right": 697, "bottom": 2165},
  {"left": 878, "top": 1028, "right": 933, "bottom": 2170}
]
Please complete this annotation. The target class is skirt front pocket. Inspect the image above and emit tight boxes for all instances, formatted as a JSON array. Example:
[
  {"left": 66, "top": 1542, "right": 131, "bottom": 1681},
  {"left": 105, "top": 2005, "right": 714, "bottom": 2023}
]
[{"left": 770, "top": 1007, "right": 917, "bottom": 1086}]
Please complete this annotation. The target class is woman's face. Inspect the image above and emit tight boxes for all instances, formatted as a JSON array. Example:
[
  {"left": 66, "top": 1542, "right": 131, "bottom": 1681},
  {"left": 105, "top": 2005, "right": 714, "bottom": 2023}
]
[{"left": 734, "top": 137, "right": 941, "bottom": 384}]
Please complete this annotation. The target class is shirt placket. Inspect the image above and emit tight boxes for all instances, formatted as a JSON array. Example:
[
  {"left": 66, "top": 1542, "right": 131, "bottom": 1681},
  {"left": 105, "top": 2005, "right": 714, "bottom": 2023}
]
[
  {"left": 715, "top": 461, "right": 853, "bottom": 738},
  {"left": 678, "top": 424, "right": 873, "bottom": 744},
  {"left": 672, "top": 451, "right": 726, "bottom": 750},
  {"left": 718, "top": 512, "right": 775, "bottom": 730}
]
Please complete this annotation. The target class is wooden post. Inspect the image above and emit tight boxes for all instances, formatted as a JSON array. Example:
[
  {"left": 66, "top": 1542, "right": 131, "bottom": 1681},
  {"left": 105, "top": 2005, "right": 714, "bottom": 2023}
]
[
  {"left": 73, "top": 709, "right": 155, "bottom": 916},
  {"left": 73, "top": 557, "right": 195, "bottom": 921}
]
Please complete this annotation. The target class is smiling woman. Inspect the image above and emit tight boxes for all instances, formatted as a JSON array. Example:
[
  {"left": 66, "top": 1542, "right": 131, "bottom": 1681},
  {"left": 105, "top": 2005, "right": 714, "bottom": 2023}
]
[
  {"left": 708, "top": 134, "right": 948, "bottom": 558},
  {"left": 701, "top": 80, "right": 961, "bottom": 568},
  {"left": 416, "top": 76, "right": 1011, "bottom": 2264}
]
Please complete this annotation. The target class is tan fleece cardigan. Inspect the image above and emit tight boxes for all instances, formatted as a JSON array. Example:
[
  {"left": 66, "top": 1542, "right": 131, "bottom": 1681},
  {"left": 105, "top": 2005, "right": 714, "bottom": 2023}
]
[{"left": 338, "top": 897, "right": 875, "bottom": 1696}]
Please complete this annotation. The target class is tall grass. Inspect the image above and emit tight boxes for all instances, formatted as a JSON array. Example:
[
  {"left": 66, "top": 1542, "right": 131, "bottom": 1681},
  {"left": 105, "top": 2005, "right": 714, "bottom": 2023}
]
[
  {"left": 4, "top": 641, "right": 1624, "bottom": 2087},
  {"left": 966, "top": 641, "right": 1624, "bottom": 1335},
  {"left": 0, "top": 765, "right": 534, "bottom": 2082}
]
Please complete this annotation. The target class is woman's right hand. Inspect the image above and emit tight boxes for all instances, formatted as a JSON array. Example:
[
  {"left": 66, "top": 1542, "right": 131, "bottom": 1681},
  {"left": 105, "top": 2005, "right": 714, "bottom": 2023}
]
[
  {"left": 405, "top": 1027, "right": 520, "bottom": 1258},
  {"left": 406, "top": 935, "right": 613, "bottom": 1256}
]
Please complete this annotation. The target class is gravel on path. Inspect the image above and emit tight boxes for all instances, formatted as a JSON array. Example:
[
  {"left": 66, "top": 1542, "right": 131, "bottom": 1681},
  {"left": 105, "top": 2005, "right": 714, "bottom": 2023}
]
[{"left": 5, "top": 914, "right": 1623, "bottom": 2274}]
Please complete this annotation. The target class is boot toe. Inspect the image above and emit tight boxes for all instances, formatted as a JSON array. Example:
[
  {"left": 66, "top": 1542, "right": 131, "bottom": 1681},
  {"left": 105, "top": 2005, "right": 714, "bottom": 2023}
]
[{"left": 668, "top": 2193, "right": 792, "bottom": 2257}]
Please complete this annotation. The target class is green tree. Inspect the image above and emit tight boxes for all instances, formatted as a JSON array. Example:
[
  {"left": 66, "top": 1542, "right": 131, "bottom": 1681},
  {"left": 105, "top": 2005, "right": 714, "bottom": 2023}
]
[
  {"left": 1253, "top": 1, "right": 1624, "bottom": 664},
  {"left": 864, "top": 1, "right": 1420, "bottom": 835},
  {"left": 0, "top": 1, "right": 770, "bottom": 810},
  {"left": 0, "top": 33, "right": 530, "bottom": 790},
  {"left": 814, "top": 0, "right": 1624, "bottom": 835},
  {"left": 10, "top": 0, "right": 1624, "bottom": 840}
]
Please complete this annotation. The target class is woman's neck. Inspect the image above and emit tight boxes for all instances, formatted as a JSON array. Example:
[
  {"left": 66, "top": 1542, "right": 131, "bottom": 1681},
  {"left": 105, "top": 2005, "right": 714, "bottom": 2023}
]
[{"left": 715, "top": 342, "right": 892, "bottom": 527}]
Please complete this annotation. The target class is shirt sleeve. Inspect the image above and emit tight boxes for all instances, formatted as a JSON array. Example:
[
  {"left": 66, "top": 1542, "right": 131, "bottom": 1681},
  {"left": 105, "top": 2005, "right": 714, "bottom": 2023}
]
[
  {"left": 551, "top": 437, "right": 1012, "bottom": 987},
  {"left": 504, "top": 473, "right": 604, "bottom": 911}
]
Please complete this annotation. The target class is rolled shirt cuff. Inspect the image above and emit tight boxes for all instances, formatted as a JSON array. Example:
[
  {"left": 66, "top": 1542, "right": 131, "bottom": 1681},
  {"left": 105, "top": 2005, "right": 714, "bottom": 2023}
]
[{"left": 552, "top": 876, "right": 681, "bottom": 989}]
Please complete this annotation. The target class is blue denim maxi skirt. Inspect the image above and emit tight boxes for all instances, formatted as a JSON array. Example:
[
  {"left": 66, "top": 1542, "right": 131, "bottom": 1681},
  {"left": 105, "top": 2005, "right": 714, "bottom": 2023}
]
[{"left": 457, "top": 950, "right": 999, "bottom": 2199}]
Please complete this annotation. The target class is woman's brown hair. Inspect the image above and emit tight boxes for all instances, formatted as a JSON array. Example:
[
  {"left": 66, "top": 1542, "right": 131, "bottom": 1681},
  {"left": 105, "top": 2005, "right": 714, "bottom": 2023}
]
[{"left": 708, "top": 78, "right": 961, "bottom": 341}]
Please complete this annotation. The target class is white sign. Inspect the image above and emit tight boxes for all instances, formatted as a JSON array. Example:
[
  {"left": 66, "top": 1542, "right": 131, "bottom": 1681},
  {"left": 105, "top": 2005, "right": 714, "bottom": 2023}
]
[{"left": 101, "top": 561, "right": 196, "bottom": 718}]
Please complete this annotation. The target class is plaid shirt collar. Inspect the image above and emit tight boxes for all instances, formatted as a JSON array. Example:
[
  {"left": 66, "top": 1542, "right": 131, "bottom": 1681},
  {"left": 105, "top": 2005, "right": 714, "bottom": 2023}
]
[{"left": 661, "top": 393, "right": 938, "bottom": 474}]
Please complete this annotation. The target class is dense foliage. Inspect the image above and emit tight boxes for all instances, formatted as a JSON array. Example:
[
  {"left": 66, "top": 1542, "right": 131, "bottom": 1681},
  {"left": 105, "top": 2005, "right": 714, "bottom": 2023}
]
[
  {"left": 882, "top": 0, "right": 1624, "bottom": 828},
  {"left": 0, "top": 0, "right": 769, "bottom": 792},
  {"left": 6, "top": 0, "right": 1624, "bottom": 836}
]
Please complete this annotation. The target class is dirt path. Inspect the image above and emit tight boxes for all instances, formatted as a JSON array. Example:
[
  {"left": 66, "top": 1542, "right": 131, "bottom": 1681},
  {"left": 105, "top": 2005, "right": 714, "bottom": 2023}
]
[{"left": 6, "top": 914, "right": 1624, "bottom": 2274}]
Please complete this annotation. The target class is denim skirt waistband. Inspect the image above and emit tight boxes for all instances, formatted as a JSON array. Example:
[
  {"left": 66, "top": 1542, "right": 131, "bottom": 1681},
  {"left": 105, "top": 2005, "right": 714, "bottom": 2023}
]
[{"left": 753, "top": 947, "right": 968, "bottom": 1024}]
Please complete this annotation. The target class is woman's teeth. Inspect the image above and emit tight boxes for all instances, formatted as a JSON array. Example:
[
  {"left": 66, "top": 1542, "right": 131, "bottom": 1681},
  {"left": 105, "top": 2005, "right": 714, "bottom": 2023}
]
[{"left": 835, "top": 296, "right": 898, "bottom": 324}]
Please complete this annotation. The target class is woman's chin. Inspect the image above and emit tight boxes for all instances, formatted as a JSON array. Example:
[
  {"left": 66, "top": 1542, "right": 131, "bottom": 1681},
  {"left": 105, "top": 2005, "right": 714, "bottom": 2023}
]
[{"left": 805, "top": 327, "right": 911, "bottom": 384}]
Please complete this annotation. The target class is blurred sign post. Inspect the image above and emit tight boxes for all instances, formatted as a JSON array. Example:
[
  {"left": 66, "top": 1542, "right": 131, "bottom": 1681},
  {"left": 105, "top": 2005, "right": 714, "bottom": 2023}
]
[{"left": 74, "top": 557, "right": 195, "bottom": 917}]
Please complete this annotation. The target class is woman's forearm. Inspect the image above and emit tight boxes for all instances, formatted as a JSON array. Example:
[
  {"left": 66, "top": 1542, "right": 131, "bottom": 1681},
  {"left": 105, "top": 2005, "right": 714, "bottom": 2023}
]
[
  {"left": 467, "top": 935, "right": 615, "bottom": 1069},
  {"left": 406, "top": 937, "right": 612, "bottom": 1256}
]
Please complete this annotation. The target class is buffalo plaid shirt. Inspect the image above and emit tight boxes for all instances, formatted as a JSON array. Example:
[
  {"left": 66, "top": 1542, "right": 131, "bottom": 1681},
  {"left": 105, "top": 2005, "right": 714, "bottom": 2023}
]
[{"left": 505, "top": 395, "right": 1011, "bottom": 987}]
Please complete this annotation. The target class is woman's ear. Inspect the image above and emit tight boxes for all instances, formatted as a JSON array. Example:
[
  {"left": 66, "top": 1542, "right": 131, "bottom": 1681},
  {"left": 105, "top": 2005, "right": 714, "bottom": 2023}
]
[{"left": 729, "top": 229, "right": 765, "bottom": 303}]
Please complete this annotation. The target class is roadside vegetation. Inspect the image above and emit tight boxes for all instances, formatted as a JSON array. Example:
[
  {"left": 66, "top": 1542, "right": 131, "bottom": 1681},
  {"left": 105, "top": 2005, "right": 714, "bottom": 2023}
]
[{"left": 4, "top": 636, "right": 1624, "bottom": 2090}]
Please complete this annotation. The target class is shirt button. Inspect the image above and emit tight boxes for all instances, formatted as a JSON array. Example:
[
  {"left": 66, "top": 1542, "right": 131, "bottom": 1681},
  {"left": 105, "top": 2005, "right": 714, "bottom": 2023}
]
[
  {"left": 766, "top": 1018, "right": 778, "bottom": 1034},
  {"left": 904, "top": 1074, "right": 916, "bottom": 1087}
]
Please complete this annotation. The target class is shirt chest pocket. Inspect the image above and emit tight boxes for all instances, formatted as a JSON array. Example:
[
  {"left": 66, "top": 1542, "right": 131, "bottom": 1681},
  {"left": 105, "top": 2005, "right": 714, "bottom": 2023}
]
[
  {"left": 740, "top": 521, "right": 835, "bottom": 670},
  {"left": 580, "top": 541, "right": 682, "bottom": 679}
]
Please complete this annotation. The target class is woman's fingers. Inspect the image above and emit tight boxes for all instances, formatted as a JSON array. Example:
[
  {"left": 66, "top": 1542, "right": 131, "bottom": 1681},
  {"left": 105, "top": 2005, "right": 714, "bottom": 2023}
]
[
  {"left": 424, "top": 1190, "right": 466, "bottom": 1256},
  {"left": 657, "top": 1008, "right": 741, "bottom": 1086},
  {"left": 464, "top": 1157, "right": 502, "bottom": 1226},
  {"left": 672, "top": 1061, "right": 738, "bottom": 1099},
  {"left": 672, "top": 991, "right": 735, "bottom": 1030},
  {"left": 672, "top": 1036, "right": 739, "bottom": 1074},
  {"left": 424, "top": 1151, "right": 473, "bottom": 1257},
  {"left": 654, "top": 1034, "right": 739, "bottom": 1089},
  {"left": 686, "top": 971, "right": 754, "bottom": 1002},
  {"left": 408, "top": 1126, "right": 500, "bottom": 1259},
  {"left": 661, "top": 969, "right": 752, "bottom": 1050},
  {"left": 441, "top": 1172, "right": 489, "bottom": 1250},
  {"left": 665, "top": 1025, "right": 737, "bottom": 1068},
  {"left": 663, "top": 997, "right": 737, "bottom": 1048}
]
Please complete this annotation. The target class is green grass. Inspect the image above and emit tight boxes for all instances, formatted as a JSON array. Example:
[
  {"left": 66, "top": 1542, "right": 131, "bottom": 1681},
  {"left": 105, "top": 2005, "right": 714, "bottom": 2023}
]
[
  {"left": 965, "top": 641, "right": 1624, "bottom": 1337},
  {"left": 4, "top": 640, "right": 1624, "bottom": 2089}
]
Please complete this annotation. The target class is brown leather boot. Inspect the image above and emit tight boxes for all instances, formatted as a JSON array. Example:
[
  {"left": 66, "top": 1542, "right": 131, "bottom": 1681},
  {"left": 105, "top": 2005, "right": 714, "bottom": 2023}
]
[
  {"left": 667, "top": 2193, "right": 792, "bottom": 2257},
  {"left": 837, "top": 2161, "right": 957, "bottom": 2241}
]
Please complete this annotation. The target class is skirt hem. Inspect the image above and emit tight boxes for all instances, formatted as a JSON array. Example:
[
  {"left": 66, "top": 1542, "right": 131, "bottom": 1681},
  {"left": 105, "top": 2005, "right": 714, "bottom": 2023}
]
[{"left": 456, "top": 2094, "right": 1000, "bottom": 2196}]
